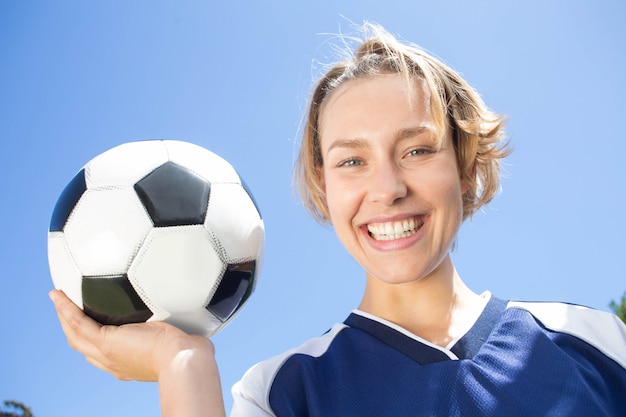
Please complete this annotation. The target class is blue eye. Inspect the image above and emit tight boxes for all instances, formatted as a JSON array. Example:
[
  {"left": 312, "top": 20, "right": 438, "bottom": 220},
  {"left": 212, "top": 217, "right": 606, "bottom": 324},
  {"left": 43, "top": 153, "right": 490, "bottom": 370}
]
[
  {"left": 407, "top": 148, "right": 434, "bottom": 157},
  {"left": 340, "top": 158, "right": 362, "bottom": 167}
]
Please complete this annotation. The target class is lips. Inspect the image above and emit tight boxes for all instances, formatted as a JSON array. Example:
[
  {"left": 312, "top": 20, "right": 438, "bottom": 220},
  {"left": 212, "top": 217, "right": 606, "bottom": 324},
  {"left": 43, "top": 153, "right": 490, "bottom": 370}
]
[{"left": 367, "top": 216, "right": 424, "bottom": 241}]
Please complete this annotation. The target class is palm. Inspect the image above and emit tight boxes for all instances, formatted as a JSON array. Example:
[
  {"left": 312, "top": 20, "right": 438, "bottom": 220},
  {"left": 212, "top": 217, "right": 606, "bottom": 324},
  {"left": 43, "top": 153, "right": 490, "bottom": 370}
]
[{"left": 50, "top": 289, "right": 213, "bottom": 382}]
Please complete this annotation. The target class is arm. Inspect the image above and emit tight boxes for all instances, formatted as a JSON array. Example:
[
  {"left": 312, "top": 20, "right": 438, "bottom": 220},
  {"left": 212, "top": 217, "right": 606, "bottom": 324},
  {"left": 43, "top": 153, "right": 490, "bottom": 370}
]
[
  {"left": 158, "top": 338, "right": 226, "bottom": 417},
  {"left": 49, "top": 289, "right": 226, "bottom": 417}
]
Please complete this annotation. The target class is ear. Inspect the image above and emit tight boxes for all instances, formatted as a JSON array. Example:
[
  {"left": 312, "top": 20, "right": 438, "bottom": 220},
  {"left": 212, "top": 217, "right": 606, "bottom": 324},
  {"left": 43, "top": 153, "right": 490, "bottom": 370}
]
[
  {"left": 461, "top": 161, "right": 476, "bottom": 195},
  {"left": 316, "top": 165, "right": 327, "bottom": 204},
  {"left": 315, "top": 164, "right": 335, "bottom": 223}
]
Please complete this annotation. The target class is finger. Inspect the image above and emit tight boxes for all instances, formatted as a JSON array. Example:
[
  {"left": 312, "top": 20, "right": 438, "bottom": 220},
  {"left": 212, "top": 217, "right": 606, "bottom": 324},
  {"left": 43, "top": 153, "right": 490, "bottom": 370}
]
[
  {"left": 49, "top": 290, "right": 106, "bottom": 360},
  {"left": 50, "top": 290, "right": 125, "bottom": 372}
]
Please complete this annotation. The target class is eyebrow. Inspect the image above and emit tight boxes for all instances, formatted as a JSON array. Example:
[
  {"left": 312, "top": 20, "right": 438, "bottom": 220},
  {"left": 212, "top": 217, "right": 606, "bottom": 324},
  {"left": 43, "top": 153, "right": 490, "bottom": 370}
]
[
  {"left": 325, "top": 124, "right": 436, "bottom": 154},
  {"left": 396, "top": 125, "right": 433, "bottom": 141},
  {"left": 325, "top": 138, "right": 368, "bottom": 154}
]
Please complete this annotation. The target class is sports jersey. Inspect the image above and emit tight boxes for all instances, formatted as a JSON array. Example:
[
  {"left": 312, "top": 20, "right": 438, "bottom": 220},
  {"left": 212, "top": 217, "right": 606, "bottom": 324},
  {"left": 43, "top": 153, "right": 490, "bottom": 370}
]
[{"left": 230, "top": 295, "right": 626, "bottom": 416}]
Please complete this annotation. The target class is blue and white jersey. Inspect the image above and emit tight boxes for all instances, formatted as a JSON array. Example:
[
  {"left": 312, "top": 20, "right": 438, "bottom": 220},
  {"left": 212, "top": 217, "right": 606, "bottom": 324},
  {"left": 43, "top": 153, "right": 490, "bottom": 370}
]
[{"left": 231, "top": 295, "right": 626, "bottom": 416}]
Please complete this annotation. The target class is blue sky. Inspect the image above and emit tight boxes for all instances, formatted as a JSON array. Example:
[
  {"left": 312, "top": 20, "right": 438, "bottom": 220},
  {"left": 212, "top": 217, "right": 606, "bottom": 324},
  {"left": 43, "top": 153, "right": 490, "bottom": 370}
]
[{"left": 1, "top": 1, "right": 625, "bottom": 415}]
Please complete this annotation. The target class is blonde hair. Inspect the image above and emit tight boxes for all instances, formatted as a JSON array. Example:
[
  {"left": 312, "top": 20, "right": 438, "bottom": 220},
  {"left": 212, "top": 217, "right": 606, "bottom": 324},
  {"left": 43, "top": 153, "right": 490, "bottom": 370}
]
[{"left": 295, "top": 23, "right": 510, "bottom": 223}]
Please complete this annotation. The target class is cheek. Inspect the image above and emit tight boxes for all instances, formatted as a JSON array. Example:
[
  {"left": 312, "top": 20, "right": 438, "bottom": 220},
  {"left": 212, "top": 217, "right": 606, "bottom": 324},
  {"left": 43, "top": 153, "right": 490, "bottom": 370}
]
[
  {"left": 426, "top": 168, "right": 466, "bottom": 214},
  {"left": 442, "top": 180, "right": 466, "bottom": 222},
  {"left": 325, "top": 183, "right": 347, "bottom": 220},
  {"left": 317, "top": 166, "right": 333, "bottom": 221},
  {"left": 324, "top": 177, "right": 359, "bottom": 225},
  {"left": 459, "top": 172, "right": 472, "bottom": 196}
]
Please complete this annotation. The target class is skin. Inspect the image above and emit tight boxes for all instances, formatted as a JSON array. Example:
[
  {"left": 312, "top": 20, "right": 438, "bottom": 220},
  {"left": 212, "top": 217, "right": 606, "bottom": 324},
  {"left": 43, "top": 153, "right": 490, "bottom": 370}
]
[
  {"left": 319, "top": 74, "right": 487, "bottom": 346},
  {"left": 49, "top": 289, "right": 226, "bottom": 417},
  {"left": 48, "top": 72, "right": 489, "bottom": 414}
]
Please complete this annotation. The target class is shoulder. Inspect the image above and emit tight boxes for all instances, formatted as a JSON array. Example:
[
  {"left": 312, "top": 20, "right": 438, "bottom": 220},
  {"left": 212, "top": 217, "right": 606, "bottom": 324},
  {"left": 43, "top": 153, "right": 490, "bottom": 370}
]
[
  {"left": 505, "top": 300, "right": 626, "bottom": 369},
  {"left": 230, "top": 322, "right": 348, "bottom": 416}
]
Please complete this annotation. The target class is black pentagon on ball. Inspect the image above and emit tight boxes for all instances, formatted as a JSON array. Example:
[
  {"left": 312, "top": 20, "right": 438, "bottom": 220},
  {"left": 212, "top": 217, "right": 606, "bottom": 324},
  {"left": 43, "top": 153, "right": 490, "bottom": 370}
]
[
  {"left": 207, "top": 261, "right": 257, "bottom": 322},
  {"left": 82, "top": 274, "right": 152, "bottom": 325},
  {"left": 134, "top": 161, "right": 211, "bottom": 227},
  {"left": 49, "top": 169, "right": 87, "bottom": 232}
]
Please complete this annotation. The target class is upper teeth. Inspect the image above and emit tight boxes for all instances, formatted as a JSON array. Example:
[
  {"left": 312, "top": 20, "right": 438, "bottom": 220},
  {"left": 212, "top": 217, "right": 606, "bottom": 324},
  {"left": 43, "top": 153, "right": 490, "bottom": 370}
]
[{"left": 367, "top": 218, "right": 421, "bottom": 241}]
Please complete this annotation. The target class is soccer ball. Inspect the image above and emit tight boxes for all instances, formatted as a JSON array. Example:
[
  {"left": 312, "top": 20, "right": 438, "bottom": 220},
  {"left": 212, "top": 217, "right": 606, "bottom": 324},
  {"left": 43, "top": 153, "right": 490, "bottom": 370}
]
[{"left": 47, "top": 140, "right": 264, "bottom": 337}]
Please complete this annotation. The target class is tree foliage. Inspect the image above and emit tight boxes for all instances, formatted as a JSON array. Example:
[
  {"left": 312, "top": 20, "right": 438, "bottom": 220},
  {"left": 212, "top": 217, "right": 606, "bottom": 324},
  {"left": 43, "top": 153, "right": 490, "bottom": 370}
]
[
  {"left": 0, "top": 401, "right": 33, "bottom": 417},
  {"left": 609, "top": 292, "right": 626, "bottom": 324}
]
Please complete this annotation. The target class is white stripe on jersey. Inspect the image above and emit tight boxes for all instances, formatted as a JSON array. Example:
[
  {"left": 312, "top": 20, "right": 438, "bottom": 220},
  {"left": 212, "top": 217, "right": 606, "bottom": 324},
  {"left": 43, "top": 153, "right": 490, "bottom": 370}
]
[
  {"left": 507, "top": 301, "right": 626, "bottom": 369},
  {"left": 230, "top": 323, "right": 348, "bottom": 417}
]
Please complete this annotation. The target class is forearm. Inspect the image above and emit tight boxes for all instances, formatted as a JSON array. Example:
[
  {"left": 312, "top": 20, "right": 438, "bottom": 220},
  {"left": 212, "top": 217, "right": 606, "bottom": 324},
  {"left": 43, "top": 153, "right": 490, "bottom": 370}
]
[{"left": 158, "top": 338, "right": 227, "bottom": 417}]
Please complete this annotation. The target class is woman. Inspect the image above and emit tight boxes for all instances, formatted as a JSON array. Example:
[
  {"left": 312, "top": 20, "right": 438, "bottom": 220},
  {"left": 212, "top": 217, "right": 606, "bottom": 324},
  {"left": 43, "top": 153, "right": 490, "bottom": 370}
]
[{"left": 50, "top": 23, "right": 626, "bottom": 416}]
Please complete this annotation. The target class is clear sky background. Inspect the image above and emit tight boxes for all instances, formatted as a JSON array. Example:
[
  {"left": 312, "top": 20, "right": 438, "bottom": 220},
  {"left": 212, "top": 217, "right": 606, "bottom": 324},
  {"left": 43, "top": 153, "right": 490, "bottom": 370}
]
[{"left": 1, "top": 1, "right": 624, "bottom": 415}]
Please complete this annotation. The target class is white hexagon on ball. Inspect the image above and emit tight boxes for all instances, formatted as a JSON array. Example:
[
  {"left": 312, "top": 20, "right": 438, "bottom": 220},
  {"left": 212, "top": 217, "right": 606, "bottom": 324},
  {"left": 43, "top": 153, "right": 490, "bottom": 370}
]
[
  {"left": 64, "top": 188, "right": 153, "bottom": 277},
  {"left": 85, "top": 141, "right": 169, "bottom": 188},
  {"left": 165, "top": 140, "right": 241, "bottom": 184},
  {"left": 129, "top": 225, "right": 225, "bottom": 333},
  {"left": 205, "top": 182, "right": 264, "bottom": 263},
  {"left": 48, "top": 232, "right": 85, "bottom": 308}
]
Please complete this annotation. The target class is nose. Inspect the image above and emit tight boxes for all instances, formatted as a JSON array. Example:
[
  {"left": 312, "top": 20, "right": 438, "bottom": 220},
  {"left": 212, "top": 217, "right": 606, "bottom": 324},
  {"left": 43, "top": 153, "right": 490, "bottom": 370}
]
[{"left": 368, "top": 161, "right": 408, "bottom": 206}]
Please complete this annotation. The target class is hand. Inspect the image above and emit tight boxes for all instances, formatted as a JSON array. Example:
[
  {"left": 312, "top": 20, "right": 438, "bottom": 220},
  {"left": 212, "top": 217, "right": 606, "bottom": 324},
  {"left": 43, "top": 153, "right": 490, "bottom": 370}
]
[
  {"left": 49, "top": 289, "right": 213, "bottom": 381},
  {"left": 50, "top": 290, "right": 227, "bottom": 416}
]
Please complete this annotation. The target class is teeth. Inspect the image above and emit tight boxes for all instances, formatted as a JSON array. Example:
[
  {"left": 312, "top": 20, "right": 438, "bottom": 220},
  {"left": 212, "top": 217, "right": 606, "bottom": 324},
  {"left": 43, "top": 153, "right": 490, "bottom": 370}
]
[{"left": 367, "top": 217, "right": 422, "bottom": 241}]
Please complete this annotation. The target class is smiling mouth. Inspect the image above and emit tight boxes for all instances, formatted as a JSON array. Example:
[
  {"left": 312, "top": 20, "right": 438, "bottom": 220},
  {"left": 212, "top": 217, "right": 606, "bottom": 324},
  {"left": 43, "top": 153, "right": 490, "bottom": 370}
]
[{"left": 367, "top": 217, "right": 424, "bottom": 241}]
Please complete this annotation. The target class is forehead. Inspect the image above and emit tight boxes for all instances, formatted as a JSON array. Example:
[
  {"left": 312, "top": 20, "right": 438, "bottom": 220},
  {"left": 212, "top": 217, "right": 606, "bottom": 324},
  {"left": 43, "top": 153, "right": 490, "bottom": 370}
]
[{"left": 318, "top": 74, "right": 439, "bottom": 149}]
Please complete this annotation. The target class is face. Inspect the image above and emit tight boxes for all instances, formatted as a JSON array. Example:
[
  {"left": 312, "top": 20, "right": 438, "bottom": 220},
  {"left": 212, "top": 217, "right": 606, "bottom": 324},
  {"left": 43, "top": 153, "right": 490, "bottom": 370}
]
[{"left": 318, "top": 74, "right": 467, "bottom": 285}]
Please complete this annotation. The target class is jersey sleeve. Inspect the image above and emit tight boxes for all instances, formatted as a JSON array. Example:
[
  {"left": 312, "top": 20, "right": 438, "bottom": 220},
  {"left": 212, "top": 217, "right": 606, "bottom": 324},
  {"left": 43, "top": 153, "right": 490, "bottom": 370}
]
[
  {"left": 230, "top": 357, "right": 283, "bottom": 417},
  {"left": 507, "top": 301, "right": 626, "bottom": 369},
  {"left": 229, "top": 323, "right": 348, "bottom": 416}
]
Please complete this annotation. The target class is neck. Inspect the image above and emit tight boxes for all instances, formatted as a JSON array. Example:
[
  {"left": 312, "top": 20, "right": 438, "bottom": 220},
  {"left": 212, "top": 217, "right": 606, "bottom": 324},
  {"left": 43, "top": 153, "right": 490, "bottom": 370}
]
[{"left": 358, "top": 256, "right": 487, "bottom": 347}]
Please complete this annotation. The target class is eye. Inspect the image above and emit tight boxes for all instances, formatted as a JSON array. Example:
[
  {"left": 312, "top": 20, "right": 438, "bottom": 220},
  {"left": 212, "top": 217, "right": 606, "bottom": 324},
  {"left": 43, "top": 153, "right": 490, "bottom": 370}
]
[
  {"left": 406, "top": 147, "right": 435, "bottom": 157},
  {"left": 337, "top": 158, "right": 363, "bottom": 168}
]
